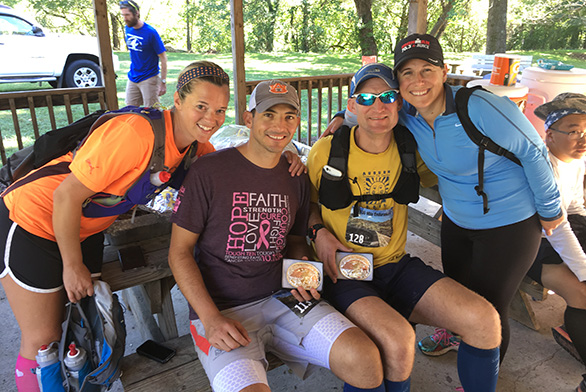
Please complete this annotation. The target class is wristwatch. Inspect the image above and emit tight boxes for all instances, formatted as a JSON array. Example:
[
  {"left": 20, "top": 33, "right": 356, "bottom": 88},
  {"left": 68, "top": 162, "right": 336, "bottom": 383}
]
[
  {"left": 306, "top": 223, "right": 326, "bottom": 243},
  {"left": 161, "top": 79, "right": 166, "bottom": 84}
]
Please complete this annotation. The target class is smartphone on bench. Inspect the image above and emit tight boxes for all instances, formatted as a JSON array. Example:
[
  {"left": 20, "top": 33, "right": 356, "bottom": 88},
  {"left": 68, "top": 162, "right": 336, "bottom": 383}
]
[
  {"left": 136, "top": 340, "right": 176, "bottom": 363},
  {"left": 117, "top": 245, "right": 147, "bottom": 271}
]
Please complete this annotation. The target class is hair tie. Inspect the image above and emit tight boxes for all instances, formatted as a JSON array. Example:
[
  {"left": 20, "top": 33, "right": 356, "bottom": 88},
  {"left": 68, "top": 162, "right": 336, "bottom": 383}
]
[{"left": 176, "top": 66, "right": 230, "bottom": 91}]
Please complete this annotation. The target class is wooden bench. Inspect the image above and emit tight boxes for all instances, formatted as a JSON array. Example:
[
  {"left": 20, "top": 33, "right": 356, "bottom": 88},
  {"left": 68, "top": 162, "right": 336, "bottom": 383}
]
[
  {"left": 407, "top": 186, "right": 548, "bottom": 330},
  {"left": 100, "top": 210, "right": 180, "bottom": 342},
  {"left": 446, "top": 73, "right": 483, "bottom": 87},
  {"left": 471, "top": 54, "right": 533, "bottom": 76},
  {"left": 0, "top": 87, "right": 106, "bottom": 165},
  {"left": 121, "top": 334, "right": 285, "bottom": 392}
]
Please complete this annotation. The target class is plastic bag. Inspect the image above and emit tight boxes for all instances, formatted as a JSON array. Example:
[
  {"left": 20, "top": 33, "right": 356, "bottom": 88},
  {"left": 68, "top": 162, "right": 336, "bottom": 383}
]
[{"left": 210, "top": 124, "right": 310, "bottom": 163}]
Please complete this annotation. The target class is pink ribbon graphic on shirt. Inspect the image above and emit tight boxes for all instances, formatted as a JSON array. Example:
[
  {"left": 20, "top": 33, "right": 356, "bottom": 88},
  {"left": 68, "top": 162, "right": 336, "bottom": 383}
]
[{"left": 257, "top": 220, "right": 270, "bottom": 249}]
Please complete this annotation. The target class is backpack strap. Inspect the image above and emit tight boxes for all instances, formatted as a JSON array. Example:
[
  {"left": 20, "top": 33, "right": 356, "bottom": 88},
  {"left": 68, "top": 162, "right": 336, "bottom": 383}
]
[
  {"left": 1, "top": 161, "right": 72, "bottom": 197},
  {"left": 455, "top": 85, "right": 521, "bottom": 214},
  {"left": 390, "top": 124, "right": 420, "bottom": 205},
  {"left": 328, "top": 125, "right": 351, "bottom": 174},
  {"left": 317, "top": 125, "right": 355, "bottom": 211},
  {"left": 84, "top": 107, "right": 167, "bottom": 172}
]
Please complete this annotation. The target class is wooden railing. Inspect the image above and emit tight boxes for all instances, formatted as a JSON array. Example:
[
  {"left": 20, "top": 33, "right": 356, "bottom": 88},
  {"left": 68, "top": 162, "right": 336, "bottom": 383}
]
[
  {"left": 245, "top": 74, "right": 354, "bottom": 145},
  {"left": 0, "top": 73, "right": 481, "bottom": 166},
  {"left": 245, "top": 73, "right": 480, "bottom": 146},
  {"left": 0, "top": 87, "right": 107, "bottom": 165}
]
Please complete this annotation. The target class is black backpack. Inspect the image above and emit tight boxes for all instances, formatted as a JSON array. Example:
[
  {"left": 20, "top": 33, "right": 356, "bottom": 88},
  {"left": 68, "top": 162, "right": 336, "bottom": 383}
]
[
  {"left": 59, "top": 281, "right": 126, "bottom": 392},
  {"left": 454, "top": 86, "right": 522, "bottom": 214},
  {"left": 0, "top": 106, "right": 170, "bottom": 193},
  {"left": 318, "top": 124, "right": 420, "bottom": 214}
]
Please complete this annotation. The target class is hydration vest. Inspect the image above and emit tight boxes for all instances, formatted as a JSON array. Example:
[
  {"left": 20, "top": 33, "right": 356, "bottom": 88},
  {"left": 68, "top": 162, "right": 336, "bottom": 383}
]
[
  {"left": 2, "top": 106, "right": 197, "bottom": 218},
  {"left": 318, "top": 124, "right": 420, "bottom": 213}
]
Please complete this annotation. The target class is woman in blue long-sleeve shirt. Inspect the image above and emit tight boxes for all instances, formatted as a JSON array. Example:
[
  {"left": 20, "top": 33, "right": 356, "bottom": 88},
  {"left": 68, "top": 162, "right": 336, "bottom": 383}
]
[{"left": 394, "top": 34, "right": 563, "bottom": 362}]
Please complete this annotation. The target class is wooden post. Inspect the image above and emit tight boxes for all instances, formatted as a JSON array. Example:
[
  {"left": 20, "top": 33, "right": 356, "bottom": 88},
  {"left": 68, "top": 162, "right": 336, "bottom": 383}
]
[
  {"left": 231, "top": 0, "right": 246, "bottom": 125},
  {"left": 408, "top": 0, "right": 428, "bottom": 35},
  {"left": 93, "top": 0, "right": 119, "bottom": 110}
]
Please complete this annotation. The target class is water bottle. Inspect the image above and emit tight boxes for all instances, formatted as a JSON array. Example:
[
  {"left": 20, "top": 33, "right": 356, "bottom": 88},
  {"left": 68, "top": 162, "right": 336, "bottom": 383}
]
[
  {"left": 150, "top": 170, "right": 171, "bottom": 186},
  {"left": 64, "top": 343, "right": 88, "bottom": 392},
  {"left": 35, "top": 342, "right": 64, "bottom": 392}
]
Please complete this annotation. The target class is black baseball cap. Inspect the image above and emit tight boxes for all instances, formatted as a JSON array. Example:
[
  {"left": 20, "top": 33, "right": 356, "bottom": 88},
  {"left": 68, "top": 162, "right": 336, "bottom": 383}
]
[{"left": 394, "top": 33, "right": 444, "bottom": 71}]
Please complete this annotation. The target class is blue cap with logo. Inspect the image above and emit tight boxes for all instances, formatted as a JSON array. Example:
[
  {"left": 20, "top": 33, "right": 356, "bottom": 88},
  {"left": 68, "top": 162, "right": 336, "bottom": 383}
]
[{"left": 349, "top": 63, "right": 398, "bottom": 96}]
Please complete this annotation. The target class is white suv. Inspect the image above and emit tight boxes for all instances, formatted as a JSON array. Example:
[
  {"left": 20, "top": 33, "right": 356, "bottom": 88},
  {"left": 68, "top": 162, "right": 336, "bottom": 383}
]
[{"left": 0, "top": 5, "right": 119, "bottom": 88}]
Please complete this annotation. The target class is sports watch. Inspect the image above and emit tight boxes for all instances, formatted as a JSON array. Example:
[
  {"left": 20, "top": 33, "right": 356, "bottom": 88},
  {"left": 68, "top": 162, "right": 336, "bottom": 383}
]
[
  {"left": 161, "top": 79, "right": 166, "bottom": 84},
  {"left": 306, "top": 223, "right": 326, "bottom": 243}
]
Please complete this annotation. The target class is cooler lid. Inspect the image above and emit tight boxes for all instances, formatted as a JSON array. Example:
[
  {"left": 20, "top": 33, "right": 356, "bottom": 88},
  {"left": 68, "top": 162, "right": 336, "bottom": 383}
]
[
  {"left": 521, "top": 66, "right": 586, "bottom": 84},
  {"left": 466, "top": 79, "right": 529, "bottom": 98}
]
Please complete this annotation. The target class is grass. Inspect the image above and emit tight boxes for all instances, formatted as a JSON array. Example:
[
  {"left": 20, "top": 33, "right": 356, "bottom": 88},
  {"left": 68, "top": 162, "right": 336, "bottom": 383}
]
[{"left": 1, "top": 50, "right": 585, "bottom": 160}]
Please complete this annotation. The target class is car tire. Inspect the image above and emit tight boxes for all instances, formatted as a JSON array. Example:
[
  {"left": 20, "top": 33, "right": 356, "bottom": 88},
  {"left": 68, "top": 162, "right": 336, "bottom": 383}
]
[{"left": 63, "top": 60, "right": 102, "bottom": 88}]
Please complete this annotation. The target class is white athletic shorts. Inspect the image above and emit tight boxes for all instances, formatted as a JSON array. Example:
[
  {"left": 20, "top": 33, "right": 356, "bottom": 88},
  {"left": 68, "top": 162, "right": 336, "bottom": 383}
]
[{"left": 189, "top": 290, "right": 356, "bottom": 392}]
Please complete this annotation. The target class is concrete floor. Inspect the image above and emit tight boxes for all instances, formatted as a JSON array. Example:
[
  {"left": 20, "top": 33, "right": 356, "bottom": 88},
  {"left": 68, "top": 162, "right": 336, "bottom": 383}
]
[{"left": 1, "top": 215, "right": 584, "bottom": 391}]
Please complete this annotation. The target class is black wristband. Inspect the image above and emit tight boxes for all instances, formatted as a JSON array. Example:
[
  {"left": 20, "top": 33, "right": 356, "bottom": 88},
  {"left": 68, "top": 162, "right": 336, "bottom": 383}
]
[{"left": 306, "top": 223, "right": 326, "bottom": 242}]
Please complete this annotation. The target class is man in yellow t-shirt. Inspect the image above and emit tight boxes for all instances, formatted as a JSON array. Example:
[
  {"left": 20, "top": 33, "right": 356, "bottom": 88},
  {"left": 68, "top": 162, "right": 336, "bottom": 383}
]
[{"left": 307, "top": 63, "right": 502, "bottom": 392}]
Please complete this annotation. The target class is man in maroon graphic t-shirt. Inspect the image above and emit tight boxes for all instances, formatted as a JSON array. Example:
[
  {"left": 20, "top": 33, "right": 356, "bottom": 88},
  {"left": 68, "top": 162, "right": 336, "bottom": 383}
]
[{"left": 168, "top": 80, "right": 385, "bottom": 392}]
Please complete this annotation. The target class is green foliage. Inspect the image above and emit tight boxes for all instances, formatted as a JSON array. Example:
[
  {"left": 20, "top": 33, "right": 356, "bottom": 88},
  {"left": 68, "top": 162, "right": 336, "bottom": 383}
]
[
  {"left": 184, "top": 0, "right": 232, "bottom": 52},
  {"left": 428, "top": 0, "right": 487, "bottom": 52},
  {"left": 3, "top": 0, "right": 583, "bottom": 58},
  {"left": 26, "top": 0, "right": 122, "bottom": 35},
  {"left": 508, "top": 0, "right": 586, "bottom": 50},
  {"left": 244, "top": 0, "right": 359, "bottom": 54},
  {"left": 371, "top": 0, "right": 407, "bottom": 53}
]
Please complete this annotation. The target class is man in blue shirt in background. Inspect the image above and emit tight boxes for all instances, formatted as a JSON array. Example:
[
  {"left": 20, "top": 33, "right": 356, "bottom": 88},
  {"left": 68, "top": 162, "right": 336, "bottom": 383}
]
[{"left": 119, "top": 0, "right": 167, "bottom": 107}]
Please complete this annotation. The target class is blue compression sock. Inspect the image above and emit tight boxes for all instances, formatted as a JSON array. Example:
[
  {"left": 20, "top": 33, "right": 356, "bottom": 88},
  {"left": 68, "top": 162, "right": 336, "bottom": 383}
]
[
  {"left": 384, "top": 378, "right": 411, "bottom": 392},
  {"left": 457, "top": 341, "right": 499, "bottom": 392},
  {"left": 343, "top": 382, "right": 385, "bottom": 392}
]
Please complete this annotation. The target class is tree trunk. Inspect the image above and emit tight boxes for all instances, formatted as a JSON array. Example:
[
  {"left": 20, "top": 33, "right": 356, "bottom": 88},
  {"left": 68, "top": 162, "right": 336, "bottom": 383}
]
[
  {"left": 110, "top": 12, "right": 120, "bottom": 50},
  {"left": 265, "top": 0, "right": 277, "bottom": 52},
  {"left": 395, "top": 1, "right": 410, "bottom": 51},
  {"left": 429, "top": 0, "right": 455, "bottom": 39},
  {"left": 353, "top": 0, "right": 378, "bottom": 56},
  {"left": 485, "top": 0, "right": 507, "bottom": 54},
  {"left": 301, "top": 0, "right": 310, "bottom": 52},
  {"left": 186, "top": 0, "right": 191, "bottom": 52}
]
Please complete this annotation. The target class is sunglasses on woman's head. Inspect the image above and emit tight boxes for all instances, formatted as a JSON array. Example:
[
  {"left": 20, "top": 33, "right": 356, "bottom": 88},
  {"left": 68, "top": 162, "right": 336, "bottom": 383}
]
[{"left": 351, "top": 90, "right": 400, "bottom": 106}]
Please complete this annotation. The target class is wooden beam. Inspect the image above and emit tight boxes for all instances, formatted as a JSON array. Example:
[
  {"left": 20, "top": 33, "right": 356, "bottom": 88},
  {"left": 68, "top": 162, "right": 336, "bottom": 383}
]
[
  {"left": 408, "top": 0, "right": 428, "bottom": 34},
  {"left": 230, "top": 0, "right": 246, "bottom": 125},
  {"left": 93, "top": 0, "right": 119, "bottom": 110}
]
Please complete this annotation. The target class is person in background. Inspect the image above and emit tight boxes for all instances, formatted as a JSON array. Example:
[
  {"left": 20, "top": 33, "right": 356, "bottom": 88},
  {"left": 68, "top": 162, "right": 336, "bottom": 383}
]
[
  {"left": 120, "top": 0, "right": 168, "bottom": 107},
  {"left": 520, "top": 94, "right": 586, "bottom": 391},
  {"left": 169, "top": 80, "right": 385, "bottom": 392},
  {"left": 307, "top": 63, "right": 501, "bottom": 392}
]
